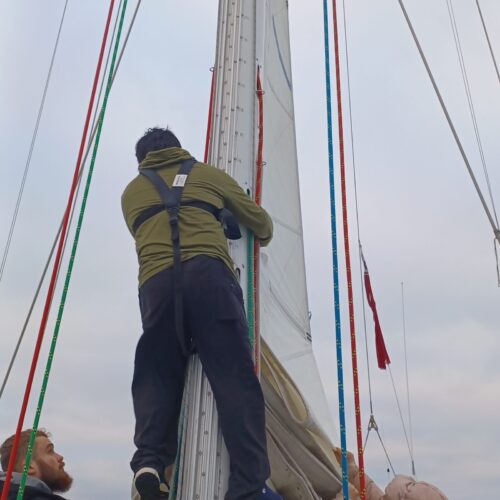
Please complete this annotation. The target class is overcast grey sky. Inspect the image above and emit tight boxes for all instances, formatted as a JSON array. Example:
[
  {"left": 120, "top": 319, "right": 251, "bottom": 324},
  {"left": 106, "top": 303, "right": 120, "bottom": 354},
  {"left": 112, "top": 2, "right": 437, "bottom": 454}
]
[{"left": 0, "top": 1, "right": 499, "bottom": 499}]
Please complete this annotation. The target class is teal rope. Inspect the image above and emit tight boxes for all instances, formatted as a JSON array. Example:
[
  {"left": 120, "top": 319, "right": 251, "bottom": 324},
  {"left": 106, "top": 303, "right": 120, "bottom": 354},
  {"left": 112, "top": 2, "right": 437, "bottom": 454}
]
[
  {"left": 17, "top": 2, "right": 129, "bottom": 497},
  {"left": 322, "top": 0, "right": 349, "bottom": 498},
  {"left": 246, "top": 230, "right": 255, "bottom": 348}
]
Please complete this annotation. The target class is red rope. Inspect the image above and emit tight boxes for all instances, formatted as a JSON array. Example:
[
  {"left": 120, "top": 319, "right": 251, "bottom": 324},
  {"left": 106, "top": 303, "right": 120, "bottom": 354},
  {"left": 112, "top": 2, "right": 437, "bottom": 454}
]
[
  {"left": 203, "top": 69, "right": 216, "bottom": 163},
  {"left": 331, "top": 1, "right": 366, "bottom": 498},
  {"left": 253, "top": 69, "right": 264, "bottom": 374},
  {"left": 0, "top": 3, "right": 116, "bottom": 498}
]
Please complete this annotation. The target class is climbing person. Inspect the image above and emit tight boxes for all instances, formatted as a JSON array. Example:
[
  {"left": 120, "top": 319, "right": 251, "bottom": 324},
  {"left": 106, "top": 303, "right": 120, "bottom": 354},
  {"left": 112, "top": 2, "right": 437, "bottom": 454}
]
[
  {"left": 0, "top": 429, "right": 73, "bottom": 500},
  {"left": 332, "top": 448, "right": 448, "bottom": 500},
  {"left": 122, "top": 127, "right": 281, "bottom": 500}
]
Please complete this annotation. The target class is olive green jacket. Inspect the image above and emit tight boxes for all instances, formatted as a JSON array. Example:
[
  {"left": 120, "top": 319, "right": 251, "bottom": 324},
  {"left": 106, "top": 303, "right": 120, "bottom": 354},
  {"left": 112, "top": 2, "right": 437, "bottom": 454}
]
[{"left": 122, "top": 147, "right": 273, "bottom": 286}]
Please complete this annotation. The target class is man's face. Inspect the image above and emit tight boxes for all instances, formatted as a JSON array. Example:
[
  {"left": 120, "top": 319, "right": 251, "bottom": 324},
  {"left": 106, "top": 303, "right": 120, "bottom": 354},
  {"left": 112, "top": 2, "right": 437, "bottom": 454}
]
[{"left": 31, "top": 436, "right": 73, "bottom": 493}]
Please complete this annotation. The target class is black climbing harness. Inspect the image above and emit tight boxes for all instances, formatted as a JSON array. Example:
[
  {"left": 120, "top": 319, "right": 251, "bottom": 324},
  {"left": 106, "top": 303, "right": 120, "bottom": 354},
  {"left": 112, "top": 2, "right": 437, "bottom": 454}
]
[{"left": 137, "top": 158, "right": 241, "bottom": 354}]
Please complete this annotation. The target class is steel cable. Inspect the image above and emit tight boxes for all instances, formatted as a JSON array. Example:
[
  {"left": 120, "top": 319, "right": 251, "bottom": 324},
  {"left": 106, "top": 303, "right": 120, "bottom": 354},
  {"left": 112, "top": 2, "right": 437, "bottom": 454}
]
[
  {"left": 446, "top": 0, "right": 499, "bottom": 228},
  {"left": 397, "top": 0, "right": 500, "bottom": 275},
  {"left": 0, "top": 0, "right": 144, "bottom": 402},
  {"left": 1, "top": 1, "right": 117, "bottom": 497},
  {"left": 0, "top": 0, "right": 70, "bottom": 284},
  {"left": 476, "top": 0, "right": 500, "bottom": 86},
  {"left": 16, "top": 2, "right": 130, "bottom": 496}
]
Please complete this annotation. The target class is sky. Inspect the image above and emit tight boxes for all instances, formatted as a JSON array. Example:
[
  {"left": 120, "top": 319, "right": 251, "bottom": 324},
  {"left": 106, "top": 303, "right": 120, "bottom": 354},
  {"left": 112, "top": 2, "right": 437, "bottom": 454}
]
[{"left": 0, "top": 1, "right": 499, "bottom": 499}]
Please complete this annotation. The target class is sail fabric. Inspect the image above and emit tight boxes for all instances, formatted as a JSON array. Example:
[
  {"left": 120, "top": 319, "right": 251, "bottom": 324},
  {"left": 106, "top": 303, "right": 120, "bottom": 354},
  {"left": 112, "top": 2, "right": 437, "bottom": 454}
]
[
  {"left": 257, "top": 0, "right": 339, "bottom": 454},
  {"left": 261, "top": 340, "right": 341, "bottom": 498}
]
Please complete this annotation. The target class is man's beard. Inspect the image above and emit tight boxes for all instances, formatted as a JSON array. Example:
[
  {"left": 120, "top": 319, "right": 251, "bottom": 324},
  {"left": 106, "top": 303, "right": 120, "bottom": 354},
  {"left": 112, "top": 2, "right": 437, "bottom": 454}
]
[{"left": 38, "top": 461, "right": 73, "bottom": 493}]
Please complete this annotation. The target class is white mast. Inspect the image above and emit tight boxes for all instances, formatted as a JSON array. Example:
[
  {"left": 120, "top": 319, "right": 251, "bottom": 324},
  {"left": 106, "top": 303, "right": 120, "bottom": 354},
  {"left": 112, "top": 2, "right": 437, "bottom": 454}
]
[{"left": 175, "top": 1, "right": 257, "bottom": 498}]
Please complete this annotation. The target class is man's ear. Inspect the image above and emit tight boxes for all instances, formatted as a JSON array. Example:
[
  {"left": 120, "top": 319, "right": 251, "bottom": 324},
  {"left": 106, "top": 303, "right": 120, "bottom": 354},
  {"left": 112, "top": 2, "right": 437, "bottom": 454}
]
[{"left": 26, "top": 461, "right": 40, "bottom": 478}]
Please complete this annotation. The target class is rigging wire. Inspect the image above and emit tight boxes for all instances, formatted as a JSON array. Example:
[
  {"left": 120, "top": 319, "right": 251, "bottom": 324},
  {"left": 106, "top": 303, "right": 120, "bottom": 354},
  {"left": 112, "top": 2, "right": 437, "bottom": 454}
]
[
  {"left": 0, "top": 234, "right": 57, "bottom": 401},
  {"left": 397, "top": 0, "right": 500, "bottom": 279},
  {"left": 0, "top": 0, "right": 144, "bottom": 402},
  {"left": 400, "top": 282, "right": 416, "bottom": 476},
  {"left": 475, "top": 0, "right": 500, "bottom": 86},
  {"left": 0, "top": 1, "right": 117, "bottom": 496},
  {"left": 340, "top": 0, "right": 375, "bottom": 418},
  {"left": 17, "top": 2, "right": 129, "bottom": 497},
  {"left": 0, "top": 0, "right": 70, "bottom": 284},
  {"left": 340, "top": 0, "right": 398, "bottom": 472},
  {"left": 495, "top": 240, "right": 500, "bottom": 285},
  {"left": 446, "top": 0, "right": 499, "bottom": 228},
  {"left": 387, "top": 365, "right": 415, "bottom": 469},
  {"left": 322, "top": 0, "right": 349, "bottom": 498},
  {"left": 331, "top": 1, "right": 366, "bottom": 497},
  {"left": 363, "top": 415, "right": 396, "bottom": 476}
]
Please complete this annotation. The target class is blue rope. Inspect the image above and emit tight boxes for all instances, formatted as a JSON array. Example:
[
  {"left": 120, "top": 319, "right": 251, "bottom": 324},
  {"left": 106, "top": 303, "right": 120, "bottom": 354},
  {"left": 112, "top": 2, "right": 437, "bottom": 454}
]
[{"left": 322, "top": 0, "right": 349, "bottom": 498}]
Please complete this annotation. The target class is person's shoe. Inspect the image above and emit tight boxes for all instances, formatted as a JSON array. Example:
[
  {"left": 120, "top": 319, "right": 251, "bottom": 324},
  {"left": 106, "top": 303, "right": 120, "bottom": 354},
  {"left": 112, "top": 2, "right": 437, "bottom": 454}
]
[
  {"left": 134, "top": 468, "right": 161, "bottom": 500},
  {"left": 260, "top": 486, "right": 283, "bottom": 499},
  {"left": 159, "top": 481, "right": 170, "bottom": 498}
]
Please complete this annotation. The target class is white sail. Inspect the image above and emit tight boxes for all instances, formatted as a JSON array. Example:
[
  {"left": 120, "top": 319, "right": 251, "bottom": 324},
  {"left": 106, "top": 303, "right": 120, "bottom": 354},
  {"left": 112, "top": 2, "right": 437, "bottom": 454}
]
[
  {"left": 255, "top": 2, "right": 342, "bottom": 497},
  {"left": 257, "top": 1, "right": 338, "bottom": 447}
]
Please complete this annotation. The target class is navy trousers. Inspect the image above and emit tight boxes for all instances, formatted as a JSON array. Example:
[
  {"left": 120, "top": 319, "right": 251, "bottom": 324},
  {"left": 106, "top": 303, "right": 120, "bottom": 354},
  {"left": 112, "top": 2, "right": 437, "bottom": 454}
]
[{"left": 130, "top": 256, "right": 270, "bottom": 500}]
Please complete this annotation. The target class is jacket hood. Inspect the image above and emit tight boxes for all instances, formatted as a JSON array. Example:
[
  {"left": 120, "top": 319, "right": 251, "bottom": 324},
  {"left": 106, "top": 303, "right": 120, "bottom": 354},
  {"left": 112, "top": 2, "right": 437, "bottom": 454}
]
[
  {"left": 0, "top": 472, "right": 52, "bottom": 494},
  {"left": 139, "top": 147, "right": 193, "bottom": 170}
]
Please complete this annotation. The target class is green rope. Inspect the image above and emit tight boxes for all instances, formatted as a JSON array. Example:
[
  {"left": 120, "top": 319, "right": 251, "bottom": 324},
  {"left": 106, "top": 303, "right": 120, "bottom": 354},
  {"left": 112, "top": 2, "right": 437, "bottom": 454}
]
[
  {"left": 246, "top": 230, "right": 255, "bottom": 348},
  {"left": 17, "top": 2, "right": 129, "bottom": 497}
]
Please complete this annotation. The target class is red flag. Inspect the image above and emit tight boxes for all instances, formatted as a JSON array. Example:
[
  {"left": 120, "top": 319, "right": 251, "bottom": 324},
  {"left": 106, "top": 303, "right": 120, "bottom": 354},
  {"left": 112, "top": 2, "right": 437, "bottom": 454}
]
[{"left": 361, "top": 250, "right": 390, "bottom": 369}]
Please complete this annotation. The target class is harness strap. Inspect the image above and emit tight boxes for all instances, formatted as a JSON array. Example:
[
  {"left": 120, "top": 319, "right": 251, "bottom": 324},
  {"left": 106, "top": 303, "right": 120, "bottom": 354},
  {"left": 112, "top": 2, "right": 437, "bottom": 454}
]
[
  {"left": 133, "top": 201, "right": 217, "bottom": 234},
  {"left": 140, "top": 158, "right": 197, "bottom": 355},
  {"left": 132, "top": 201, "right": 241, "bottom": 240}
]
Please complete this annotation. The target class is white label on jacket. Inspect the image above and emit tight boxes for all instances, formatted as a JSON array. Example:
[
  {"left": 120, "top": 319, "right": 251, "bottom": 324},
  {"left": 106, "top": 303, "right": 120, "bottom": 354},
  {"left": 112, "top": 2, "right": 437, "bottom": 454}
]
[{"left": 173, "top": 174, "right": 187, "bottom": 187}]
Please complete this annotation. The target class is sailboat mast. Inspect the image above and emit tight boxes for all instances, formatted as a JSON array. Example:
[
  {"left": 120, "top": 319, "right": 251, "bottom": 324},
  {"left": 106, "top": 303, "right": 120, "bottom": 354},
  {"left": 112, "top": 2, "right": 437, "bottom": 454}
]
[{"left": 174, "top": 1, "right": 259, "bottom": 498}]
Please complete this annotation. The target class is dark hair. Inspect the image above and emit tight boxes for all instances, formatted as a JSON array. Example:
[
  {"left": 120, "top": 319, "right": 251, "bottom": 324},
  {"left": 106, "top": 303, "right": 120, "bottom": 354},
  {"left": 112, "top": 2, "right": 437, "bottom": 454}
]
[
  {"left": 0, "top": 429, "right": 49, "bottom": 472},
  {"left": 135, "top": 127, "right": 181, "bottom": 163}
]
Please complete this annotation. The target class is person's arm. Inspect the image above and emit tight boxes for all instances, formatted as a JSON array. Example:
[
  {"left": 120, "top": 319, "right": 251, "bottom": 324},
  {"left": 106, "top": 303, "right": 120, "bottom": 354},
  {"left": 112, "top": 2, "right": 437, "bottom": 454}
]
[
  {"left": 219, "top": 171, "right": 273, "bottom": 246},
  {"left": 121, "top": 186, "right": 135, "bottom": 237}
]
